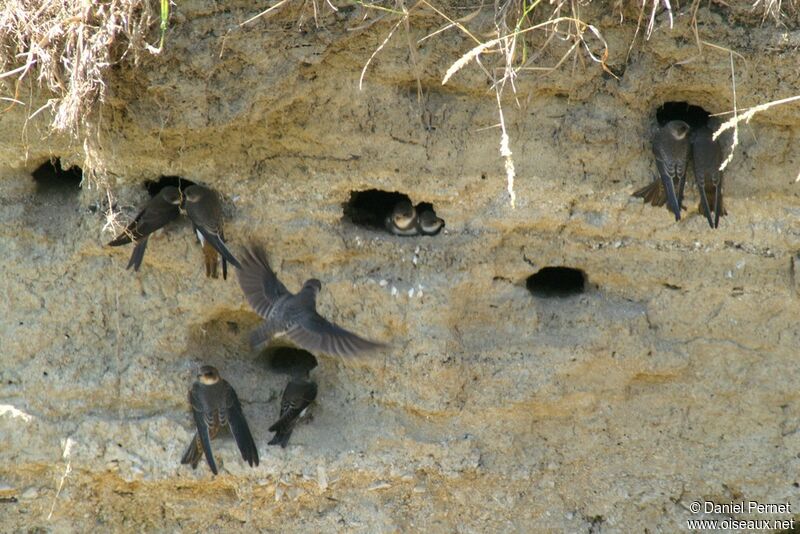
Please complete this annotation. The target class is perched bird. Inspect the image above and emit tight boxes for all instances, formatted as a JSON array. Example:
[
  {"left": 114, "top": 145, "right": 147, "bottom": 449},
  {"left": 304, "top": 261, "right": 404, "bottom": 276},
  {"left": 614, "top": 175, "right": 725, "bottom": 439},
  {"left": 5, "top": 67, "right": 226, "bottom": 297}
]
[
  {"left": 691, "top": 125, "right": 726, "bottom": 228},
  {"left": 107, "top": 186, "right": 182, "bottom": 271},
  {"left": 237, "top": 244, "right": 387, "bottom": 357},
  {"left": 385, "top": 200, "right": 418, "bottom": 236},
  {"left": 268, "top": 367, "right": 318, "bottom": 448},
  {"left": 417, "top": 210, "right": 445, "bottom": 235},
  {"left": 633, "top": 120, "right": 691, "bottom": 221},
  {"left": 182, "top": 185, "right": 242, "bottom": 279},
  {"left": 181, "top": 365, "right": 259, "bottom": 475}
]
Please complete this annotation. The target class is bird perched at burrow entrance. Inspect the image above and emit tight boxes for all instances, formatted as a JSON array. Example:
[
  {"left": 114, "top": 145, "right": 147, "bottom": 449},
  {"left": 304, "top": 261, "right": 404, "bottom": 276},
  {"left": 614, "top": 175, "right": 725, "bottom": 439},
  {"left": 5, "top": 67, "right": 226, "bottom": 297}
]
[
  {"left": 181, "top": 365, "right": 259, "bottom": 475},
  {"left": 236, "top": 244, "right": 387, "bottom": 358},
  {"left": 691, "top": 125, "right": 726, "bottom": 228},
  {"left": 417, "top": 209, "right": 445, "bottom": 236},
  {"left": 182, "top": 184, "right": 242, "bottom": 279},
  {"left": 633, "top": 120, "right": 691, "bottom": 221},
  {"left": 385, "top": 200, "right": 418, "bottom": 236},
  {"left": 107, "top": 186, "right": 183, "bottom": 271},
  {"left": 269, "top": 365, "right": 318, "bottom": 448}
]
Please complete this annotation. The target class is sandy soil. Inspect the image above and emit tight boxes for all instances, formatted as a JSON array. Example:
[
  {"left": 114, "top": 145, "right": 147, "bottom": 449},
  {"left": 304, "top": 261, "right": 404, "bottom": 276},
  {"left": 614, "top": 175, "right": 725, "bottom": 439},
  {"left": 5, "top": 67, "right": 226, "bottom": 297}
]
[{"left": 1, "top": 0, "right": 800, "bottom": 531}]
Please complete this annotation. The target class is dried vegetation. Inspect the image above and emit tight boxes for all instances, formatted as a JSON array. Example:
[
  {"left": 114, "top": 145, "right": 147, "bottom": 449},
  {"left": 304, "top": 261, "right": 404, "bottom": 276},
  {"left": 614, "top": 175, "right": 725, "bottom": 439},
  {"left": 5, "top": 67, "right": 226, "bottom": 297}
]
[{"left": 0, "top": 0, "right": 798, "bottom": 186}]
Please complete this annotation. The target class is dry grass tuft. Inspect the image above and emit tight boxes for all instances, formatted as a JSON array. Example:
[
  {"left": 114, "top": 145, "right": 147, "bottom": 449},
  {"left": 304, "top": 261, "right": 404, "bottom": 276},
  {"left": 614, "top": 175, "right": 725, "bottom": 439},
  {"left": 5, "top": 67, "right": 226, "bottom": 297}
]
[
  {"left": 751, "top": 0, "right": 799, "bottom": 25},
  {"left": 0, "top": 0, "right": 164, "bottom": 235},
  {"left": 357, "top": 0, "right": 614, "bottom": 208},
  {"left": 438, "top": 0, "right": 613, "bottom": 208},
  {"left": 0, "top": 0, "right": 161, "bottom": 137}
]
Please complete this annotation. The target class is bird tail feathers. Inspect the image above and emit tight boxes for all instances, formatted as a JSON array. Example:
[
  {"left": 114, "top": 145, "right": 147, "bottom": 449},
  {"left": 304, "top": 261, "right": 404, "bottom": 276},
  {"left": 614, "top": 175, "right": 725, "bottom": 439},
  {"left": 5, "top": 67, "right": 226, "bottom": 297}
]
[
  {"left": 202, "top": 241, "right": 219, "bottom": 279},
  {"left": 180, "top": 434, "right": 203, "bottom": 468},
  {"left": 126, "top": 237, "right": 149, "bottom": 271}
]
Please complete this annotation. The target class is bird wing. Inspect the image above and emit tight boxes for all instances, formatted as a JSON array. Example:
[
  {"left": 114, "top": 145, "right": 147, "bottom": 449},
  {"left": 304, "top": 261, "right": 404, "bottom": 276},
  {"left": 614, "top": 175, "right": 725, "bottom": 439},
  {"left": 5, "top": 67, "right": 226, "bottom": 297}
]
[
  {"left": 223, "top": 382, "right": 259, "bottom": 468},
  {"left": 184, "top": 188, "right": 242, "bottom": 270},
  {"left": 696, "top": 181, "right": 714, "bottom": 228},
  {"left": 249, "top": 321, "right": 279, "bottom": 350},
  {"left": 237, "top": 245, "right": 290, "bottom": 318},
  {"left": 268, "top": 380, "right": 317, "bottom": 447},
  {"left": 692, "top": 129, "right": 723, "bottom": 228},
  {"left": 268, "top": 398, "right": 317, "bottom": 432},
  {"left": 108, "top": 193, "right": 181, "bottom": 246},
  {"left": 285, "top": 309, "right": 386, "bottom": 358},
  {"left": 632, "top": 177, "right": 667, "bottom": 207},
  {"left": 180, "top": 432, "right": 203, "bottom": 468},
  {"left": 194, "top": 225, "right": 241, "bottom": 270},
  {"left": 654, "top": 154, "right": 682, "bottom": 221},
  {"left": 220, "top": 226, "right": 228, "bottom": 280},
  {"left": 126, "top": 235, "right": 150, "bottom": 271},
  {"left": 189, "top": 386, "right": 218, "bottom": 475}
]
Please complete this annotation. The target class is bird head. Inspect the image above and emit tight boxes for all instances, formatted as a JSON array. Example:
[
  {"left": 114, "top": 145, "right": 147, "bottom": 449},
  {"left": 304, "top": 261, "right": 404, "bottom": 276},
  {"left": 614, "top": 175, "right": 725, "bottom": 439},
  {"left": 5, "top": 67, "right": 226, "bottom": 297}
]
[
  {"left": 303, "top": 279, "right": 322, "bottom": 293},
  {"left": 418, "top": 210, "right": 444, "bottom": 234},
  {"left": 162, "top": 186, "right": 183, "bottom": 205},
  {"left": 197, "top": 365, "right": 220, "bottom": 385},
  {"left": 667, "top": 120, "right": 690, "bottom": 140},
  {"left": 182, "top": 185, "right": 205, "bottom": 204},
  {"left": 391, "top": 200, "right": 416, "bottom": 229}
]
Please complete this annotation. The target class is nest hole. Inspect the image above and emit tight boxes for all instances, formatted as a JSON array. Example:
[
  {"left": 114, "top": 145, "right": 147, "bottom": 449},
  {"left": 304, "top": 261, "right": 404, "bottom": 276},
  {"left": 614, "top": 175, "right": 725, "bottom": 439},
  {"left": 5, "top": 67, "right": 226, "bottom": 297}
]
[
  {"left": 144, "top": 175, "right": 197, "bottom": 197},
  {"left": 656, "top": 102, "right": 711, "bottom": 129},
  {"left": 526, "top": 267, "right": 587, "bottom": 298},
  {"left": 261, "top": 346, "right": 318, "bottom": 375},
  {"left": 343, "top": 189, "right": 411, "bottom": 229},
  {"left": 32, "top": 159, "right": 82, "bottom": 194},
  {"left": 342, "top": 189, "right": 444, "bottom": 235}
]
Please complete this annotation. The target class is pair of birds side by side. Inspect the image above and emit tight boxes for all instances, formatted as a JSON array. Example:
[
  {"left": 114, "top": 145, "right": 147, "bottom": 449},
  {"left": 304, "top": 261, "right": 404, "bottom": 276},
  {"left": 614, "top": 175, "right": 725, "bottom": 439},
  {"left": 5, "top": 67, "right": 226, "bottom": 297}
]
[
  {"left": 385, "top": 200, "right": 445, "bottom": 236},
  {"left": 182, "top": 243, "right": 385, "bottom": 474},
  {"left": 107, "top": 184, "right": 241, "bottom": 278},
  {"left": 181, "top": 364, "right": 318, "bottom": 475},
  {"left": 633, "top": 120, "right": 726, "bottom": 228}
]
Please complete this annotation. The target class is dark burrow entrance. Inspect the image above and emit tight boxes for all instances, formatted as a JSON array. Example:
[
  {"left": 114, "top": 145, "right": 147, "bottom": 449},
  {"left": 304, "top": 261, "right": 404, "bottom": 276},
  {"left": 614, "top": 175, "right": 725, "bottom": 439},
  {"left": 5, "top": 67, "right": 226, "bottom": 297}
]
[
  {"left": 342, "top": 189, "right": 444, "bottom": 236},
  {"left": 144, "top": 175, "right": 198, "bottom": 197},
  {"left": 261, "top": 346, "right": 318, "bottom": 375},
  {"left": 526, "top": 267, "right": 587, "bottom": 298},
  {"left": 656, "top": 102, "right": 711, "bottom": 129},
  {"left": 26, "top": 159, "right": 85, "bottom": 237},
  {"left": 32, "top": 158, "right": 83, "bottom": 195}
]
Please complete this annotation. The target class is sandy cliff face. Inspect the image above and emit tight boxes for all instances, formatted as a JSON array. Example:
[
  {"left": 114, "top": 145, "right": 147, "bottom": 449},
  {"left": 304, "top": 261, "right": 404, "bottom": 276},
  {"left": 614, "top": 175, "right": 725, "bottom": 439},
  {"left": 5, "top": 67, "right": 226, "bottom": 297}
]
[{"left": 2, "top": 0, "right": 800, "bottom": 531}]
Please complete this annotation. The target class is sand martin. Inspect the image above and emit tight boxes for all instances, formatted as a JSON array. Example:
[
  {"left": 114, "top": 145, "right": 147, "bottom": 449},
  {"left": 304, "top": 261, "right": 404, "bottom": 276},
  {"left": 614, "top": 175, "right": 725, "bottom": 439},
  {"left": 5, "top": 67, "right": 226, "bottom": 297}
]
[
  {"left": 691, "top": 125, "right": 726, "bottom": 228},
  {"left": 268, "top": 367, "right": 317, "bottom": 448},
  {"left": 107, "top": 186, "right": 182, "bottom": 271},
  {"left": 181, "top": 365, "right": 259, "bottom": 475},
  {"left": 237, "top": 244, "right": 387, "bottom": 358},
  {"left": 417, "top": 209, "right": 445, "bottom": 235},
  {"left": 183, "top": 185, "right": 241, "bottom": 279},
  {"left": 385, "top": 200, "right": 418, "bottom": 236},
  {"left": 634, "top": 120, "right": 691, "bottom": 221}
]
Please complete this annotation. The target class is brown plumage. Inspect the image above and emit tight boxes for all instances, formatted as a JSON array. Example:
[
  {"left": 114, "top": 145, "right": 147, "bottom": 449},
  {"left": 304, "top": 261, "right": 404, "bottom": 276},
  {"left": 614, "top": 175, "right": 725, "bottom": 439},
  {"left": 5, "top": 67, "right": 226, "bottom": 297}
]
[
  {"left": 236, "top": 244, "right": 387, "bottom": 358},
  {"left": 183, "top": 185, "right": 241, "bottom": 279},
  {"left": 268, "top": 370, "right": 318, "bottom": 448},
  {"left": 180, "top": 366, "right": 259, "bottom": 475},
  {"left": 691, "top": 125, "right": 726, "bottom": 228},
  {"left": 107, "top": 186, "right": 182, "bottom": 271},
  {"left": 385, "top": 200, "right": 418, "bottom": 236},
  {"left": 202, "top": 241, "right": 219, "bottom": 278},
  {"left": 634, "top": 120, "right": 691, "bottom": 221}
]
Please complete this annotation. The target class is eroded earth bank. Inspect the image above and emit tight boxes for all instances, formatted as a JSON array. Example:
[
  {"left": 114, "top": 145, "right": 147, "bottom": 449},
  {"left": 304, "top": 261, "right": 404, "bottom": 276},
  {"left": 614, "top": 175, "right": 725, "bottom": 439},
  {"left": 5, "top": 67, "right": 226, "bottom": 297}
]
[{"left": 2, "top": 0, "right": 800, "bottom": 531}]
